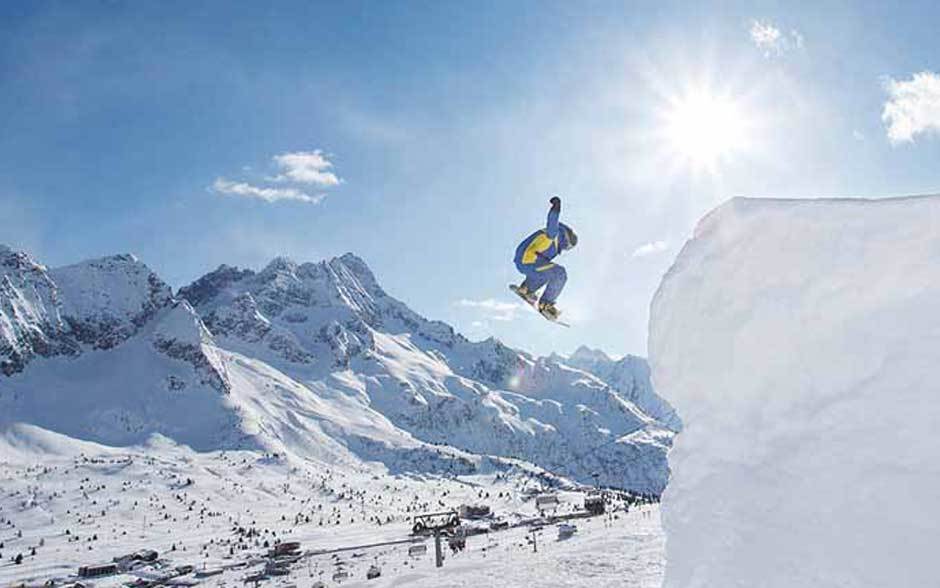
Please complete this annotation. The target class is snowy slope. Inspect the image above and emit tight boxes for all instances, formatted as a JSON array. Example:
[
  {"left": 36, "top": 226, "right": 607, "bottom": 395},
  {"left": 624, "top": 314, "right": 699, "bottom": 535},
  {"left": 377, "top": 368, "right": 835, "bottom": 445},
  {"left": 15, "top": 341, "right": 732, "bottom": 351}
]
[
  {"left": 650, "top": 196, "right": 940, "bottom": 587},
  {"left": 558, "top": 346, "right": 681, "bottom": 431},
  {"left": 0, "top": 423, "right": 664, "bottom": 588},
  {"left": 0, "top": 300, "right": 244, "bottom": 450}
]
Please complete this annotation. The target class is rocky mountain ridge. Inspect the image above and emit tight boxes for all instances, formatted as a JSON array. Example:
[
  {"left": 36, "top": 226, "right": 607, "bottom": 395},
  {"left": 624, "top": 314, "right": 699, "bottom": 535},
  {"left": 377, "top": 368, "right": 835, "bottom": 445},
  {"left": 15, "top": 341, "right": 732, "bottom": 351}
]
[{"left": 1, "top": 245, "right": 677, "bottom": 493}]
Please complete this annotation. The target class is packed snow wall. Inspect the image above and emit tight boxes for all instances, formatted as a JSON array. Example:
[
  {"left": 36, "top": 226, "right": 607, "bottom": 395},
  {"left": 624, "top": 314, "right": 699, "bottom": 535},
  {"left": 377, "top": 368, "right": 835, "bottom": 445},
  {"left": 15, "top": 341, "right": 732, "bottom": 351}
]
[{"left": 650, "top": 196, "right": 940, "bottom": 587}]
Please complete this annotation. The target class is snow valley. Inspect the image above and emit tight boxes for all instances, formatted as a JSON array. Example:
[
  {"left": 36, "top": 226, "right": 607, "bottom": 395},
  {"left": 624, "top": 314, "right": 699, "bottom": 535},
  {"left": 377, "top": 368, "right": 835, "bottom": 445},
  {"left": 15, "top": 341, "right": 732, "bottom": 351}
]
[{"left": 0, "top": 244, "right": 676, "bottom": 586}]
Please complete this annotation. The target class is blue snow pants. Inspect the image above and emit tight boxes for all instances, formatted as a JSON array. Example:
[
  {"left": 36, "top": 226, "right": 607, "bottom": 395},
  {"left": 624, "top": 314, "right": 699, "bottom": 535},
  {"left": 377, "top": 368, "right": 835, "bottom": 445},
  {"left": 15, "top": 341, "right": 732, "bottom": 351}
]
[{"left": 516, "top": 262, "right": 567, "bottom": 304}]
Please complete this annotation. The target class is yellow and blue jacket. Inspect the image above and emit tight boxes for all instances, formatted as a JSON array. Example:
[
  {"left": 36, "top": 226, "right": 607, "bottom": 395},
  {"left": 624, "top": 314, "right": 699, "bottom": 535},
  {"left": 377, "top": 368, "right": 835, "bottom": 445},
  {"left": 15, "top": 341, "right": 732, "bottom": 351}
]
[{"left": 514, "top": 208, "right": 573, "bottom": 271}]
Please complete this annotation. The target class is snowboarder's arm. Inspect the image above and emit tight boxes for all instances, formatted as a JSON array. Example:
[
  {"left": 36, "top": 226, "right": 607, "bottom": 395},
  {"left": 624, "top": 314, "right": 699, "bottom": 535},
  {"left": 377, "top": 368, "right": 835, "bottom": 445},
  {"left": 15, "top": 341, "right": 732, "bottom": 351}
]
[{"left": 546, "top": 197, "right": 561, "bottom": 238}]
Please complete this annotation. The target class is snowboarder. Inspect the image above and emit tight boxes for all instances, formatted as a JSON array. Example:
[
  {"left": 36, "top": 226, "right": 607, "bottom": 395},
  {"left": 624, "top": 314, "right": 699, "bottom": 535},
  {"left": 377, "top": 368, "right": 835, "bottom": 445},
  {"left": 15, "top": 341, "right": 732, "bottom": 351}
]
[{"left": 511, "top": 196, "right": 578, "bottom": 320}]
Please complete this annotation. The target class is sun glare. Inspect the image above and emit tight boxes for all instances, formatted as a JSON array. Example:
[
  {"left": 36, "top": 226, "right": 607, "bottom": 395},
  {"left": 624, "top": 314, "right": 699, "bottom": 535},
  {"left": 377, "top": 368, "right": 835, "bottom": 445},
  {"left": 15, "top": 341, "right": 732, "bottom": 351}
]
[{"left": 664, "top": 90, "right": 750, "bottom": 173}]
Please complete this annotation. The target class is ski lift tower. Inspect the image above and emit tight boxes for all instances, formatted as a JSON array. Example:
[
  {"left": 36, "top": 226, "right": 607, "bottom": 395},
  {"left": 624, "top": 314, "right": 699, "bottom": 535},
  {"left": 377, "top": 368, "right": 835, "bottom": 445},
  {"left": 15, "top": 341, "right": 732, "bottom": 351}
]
[{"left": 411, "top": 510, "right": 460, "bottom": 568}]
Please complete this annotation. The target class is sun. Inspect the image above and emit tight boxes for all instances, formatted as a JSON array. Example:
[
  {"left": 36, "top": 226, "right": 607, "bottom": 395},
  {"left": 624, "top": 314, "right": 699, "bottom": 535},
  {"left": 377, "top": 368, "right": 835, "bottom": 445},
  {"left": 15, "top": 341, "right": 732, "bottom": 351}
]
[{"left": 663, "top": 90, "right": 750, "bottom": 174}]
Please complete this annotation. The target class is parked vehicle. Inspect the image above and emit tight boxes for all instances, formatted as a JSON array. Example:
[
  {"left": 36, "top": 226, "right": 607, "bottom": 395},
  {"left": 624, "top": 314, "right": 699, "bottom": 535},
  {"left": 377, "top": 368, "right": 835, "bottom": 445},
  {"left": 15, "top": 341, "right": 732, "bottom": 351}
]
[
  {"left": 557, "top": 523, "right": 578, "bottom": 540},
  {"left": 459, "top": 504, "right": 492, "bottom": 519}
]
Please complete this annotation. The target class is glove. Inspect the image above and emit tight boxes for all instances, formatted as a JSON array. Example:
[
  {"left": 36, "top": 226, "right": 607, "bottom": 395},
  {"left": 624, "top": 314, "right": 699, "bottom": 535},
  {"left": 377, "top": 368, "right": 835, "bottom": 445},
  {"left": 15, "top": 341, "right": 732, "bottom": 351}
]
[{"left": 549, "top": 196, "right": 561, "bottom": 211}]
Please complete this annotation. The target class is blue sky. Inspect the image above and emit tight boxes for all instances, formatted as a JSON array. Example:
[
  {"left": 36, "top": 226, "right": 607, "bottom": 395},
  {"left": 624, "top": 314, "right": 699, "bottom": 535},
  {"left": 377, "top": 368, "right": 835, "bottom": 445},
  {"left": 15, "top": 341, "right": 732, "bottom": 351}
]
[{"left": 2, "top": 1, "right": 940, "bottom": 357}]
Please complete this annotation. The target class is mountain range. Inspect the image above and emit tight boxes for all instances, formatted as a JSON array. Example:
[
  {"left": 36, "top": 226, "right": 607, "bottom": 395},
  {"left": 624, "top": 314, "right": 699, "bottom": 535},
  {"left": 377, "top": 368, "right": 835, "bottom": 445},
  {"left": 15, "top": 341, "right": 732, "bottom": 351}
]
[{"left": 0, "top": 245, "right": 678, "bottom": 493}]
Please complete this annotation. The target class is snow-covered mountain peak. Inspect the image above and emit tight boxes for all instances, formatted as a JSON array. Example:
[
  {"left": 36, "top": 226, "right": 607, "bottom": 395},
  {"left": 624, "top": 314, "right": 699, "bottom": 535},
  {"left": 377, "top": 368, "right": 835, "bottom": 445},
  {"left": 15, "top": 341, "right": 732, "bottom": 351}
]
[
  {"left": 251, "top": 255, "right": 378, "bottom": 326},
  {"left": 180, "top": 253, "right": 451, "bottom": 365},
  {"left": 255, "top": 254, "right": 381, "bottom": 299},
  {"left": 49, "top": 254, "right": 173, "bottom": 350},
  {"left": 176, "top": 255, "right": 378, "bottom": 366},
  {"left": 258, "top": 255, "right": 299, "bottom": 278},
  {"left": 570, "top": 345, "right": 613, "bottom": 364},
  {"left": 331, "top": 251, "right": 382, "bottom": 290},
  {"left": 0, "top": 244, "right": 46, "bottom": 275},
  {"left": 176, "top": 264, "right": 255, "bottom": 308}
]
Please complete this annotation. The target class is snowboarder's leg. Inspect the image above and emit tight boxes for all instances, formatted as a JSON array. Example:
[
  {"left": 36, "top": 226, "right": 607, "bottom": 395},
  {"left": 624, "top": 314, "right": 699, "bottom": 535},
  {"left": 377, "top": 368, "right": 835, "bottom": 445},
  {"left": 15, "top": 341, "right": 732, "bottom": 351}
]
[
  {"left": 520, "top": 271, "right": 549, "bottom": 293},
  {"left": 538, "top": 264, "right": 567, "bottom": 304},
  {"left": 516, "top": 263, "right": 549, "bottom": 301}
]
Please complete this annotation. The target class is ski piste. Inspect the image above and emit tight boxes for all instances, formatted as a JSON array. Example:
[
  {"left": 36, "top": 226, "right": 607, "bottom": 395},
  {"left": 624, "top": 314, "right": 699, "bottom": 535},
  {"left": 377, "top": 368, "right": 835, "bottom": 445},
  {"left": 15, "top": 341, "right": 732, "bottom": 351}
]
[{"left": 509, "top": 284, "right": 570, "bottom": 327}]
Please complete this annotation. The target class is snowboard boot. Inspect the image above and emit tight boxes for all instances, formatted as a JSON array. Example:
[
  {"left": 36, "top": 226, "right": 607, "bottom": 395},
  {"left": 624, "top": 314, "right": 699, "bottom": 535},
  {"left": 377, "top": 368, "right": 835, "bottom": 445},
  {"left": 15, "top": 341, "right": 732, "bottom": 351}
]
[
  {"left": 538, "top": 300, "right": 561, "bottom": 320},
  {"left": 515, "top": 283, "right": 539, "bottom": 305}
]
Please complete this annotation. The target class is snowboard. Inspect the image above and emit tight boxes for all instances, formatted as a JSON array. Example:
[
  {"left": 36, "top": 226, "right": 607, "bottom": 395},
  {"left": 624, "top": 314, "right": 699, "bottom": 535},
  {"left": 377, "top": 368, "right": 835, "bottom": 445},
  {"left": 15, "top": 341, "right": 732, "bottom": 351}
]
[{"left": 509, "top": 285, "right": 570, "bottom": 327}]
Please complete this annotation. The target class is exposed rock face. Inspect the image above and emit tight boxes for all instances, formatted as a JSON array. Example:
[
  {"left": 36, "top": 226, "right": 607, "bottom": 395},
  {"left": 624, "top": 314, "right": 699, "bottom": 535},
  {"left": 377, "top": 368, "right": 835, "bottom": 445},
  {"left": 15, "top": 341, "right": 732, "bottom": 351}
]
[
  {"left": 176, "top": 264, "right": 255, "bottom": 308},
  {"left": 466, "top": 339, "right": 527, "bottom": 387},
  {"left": 1, "top": 247, "right": 73, "bottom": 375},
  {"left": 205, "top": 293, "right": 271, "bottom": 342},
  {"left": 319, "top": 320, "right": 372, "bottom": 367},
  {"left": 151, "top": 301, "right": 232, "bottom": 394}
]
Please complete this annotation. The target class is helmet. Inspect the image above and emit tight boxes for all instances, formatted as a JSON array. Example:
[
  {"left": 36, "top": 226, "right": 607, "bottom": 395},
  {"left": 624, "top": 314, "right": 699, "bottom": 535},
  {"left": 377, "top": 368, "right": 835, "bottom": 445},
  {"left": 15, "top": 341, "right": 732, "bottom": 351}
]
[{"left": 563, "top": 225, "right": 578, "bottom": 250}]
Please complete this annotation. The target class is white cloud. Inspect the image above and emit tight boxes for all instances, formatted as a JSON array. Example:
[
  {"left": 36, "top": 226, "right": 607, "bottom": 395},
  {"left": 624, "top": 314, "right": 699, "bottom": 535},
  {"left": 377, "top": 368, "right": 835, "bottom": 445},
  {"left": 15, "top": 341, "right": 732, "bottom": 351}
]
[
  {"left": 749, "top": 20, "right": 803, "bottom": 57},
  {"left": 271, "top": 150, "right": 342, "bottom": 186},
  {"left": 882, "top": 71, "right": 940, "bottom": 145},
  {"left": 211, "top": 148, "right": 343, "bottom": 205},
  {"left": 631, "top": 240, "right": 669, "bottom": 258},
  {"left": 456, "top": 298, "right": 525, "bottom": 321},
  {"left": 210, "top": 178, "right": 325, "bottom": 204}
]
